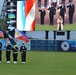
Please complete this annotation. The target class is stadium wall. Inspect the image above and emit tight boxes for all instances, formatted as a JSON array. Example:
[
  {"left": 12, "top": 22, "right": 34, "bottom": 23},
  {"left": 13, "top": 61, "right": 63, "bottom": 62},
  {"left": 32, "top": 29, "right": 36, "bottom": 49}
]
[
  {"left": 1, "top": 39, "right": 76, "bottom": 52},
  {"left": 1, "top": 30, "right": 76, "bottom": 51},
  {"left": 26, "top": 31, "right": 76, "bottom": 40},
  {"left": 30, "top": 40, "right": 76, "bottom": 52}
]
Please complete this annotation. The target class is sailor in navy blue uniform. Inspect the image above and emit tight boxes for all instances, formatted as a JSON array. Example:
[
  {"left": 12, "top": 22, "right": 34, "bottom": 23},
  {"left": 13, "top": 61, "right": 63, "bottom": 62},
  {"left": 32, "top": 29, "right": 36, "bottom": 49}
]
[
  {"left": 13, "top": 45, "right": 18, "bottom": 64},
  {"left": 5, "top": 42, "right": 12, "bottom": 63},
  {"left": 67, "top": 1, "right": 75, "bottom": 24},
  {"left": 39, "top": 6, "right": 46, "bottom": 25},
  {"left": 20, "top": 42, "right": 27, "bottom": 63},
  {"left": 58, "top": 3, "right": 66, "bottom": 25},
  {"left": 0, "top": 42, "right": 2, "bottom": 63}
]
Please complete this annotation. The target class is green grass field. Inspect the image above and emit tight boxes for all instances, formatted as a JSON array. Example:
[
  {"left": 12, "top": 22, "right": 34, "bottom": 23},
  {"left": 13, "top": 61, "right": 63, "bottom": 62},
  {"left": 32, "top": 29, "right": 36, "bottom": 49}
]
[
  {"left": 35, "top": 24, "right": 76, "bottom": 30},
  {"left": 0, "top": 51, "right": 76, "bottom": 75}
]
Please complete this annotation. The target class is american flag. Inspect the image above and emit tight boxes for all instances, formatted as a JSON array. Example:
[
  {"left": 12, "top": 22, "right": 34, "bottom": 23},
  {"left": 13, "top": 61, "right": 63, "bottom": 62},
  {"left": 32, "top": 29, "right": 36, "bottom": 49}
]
[{"left": 0, "top": 28, "right": 4, "bottom": 38}]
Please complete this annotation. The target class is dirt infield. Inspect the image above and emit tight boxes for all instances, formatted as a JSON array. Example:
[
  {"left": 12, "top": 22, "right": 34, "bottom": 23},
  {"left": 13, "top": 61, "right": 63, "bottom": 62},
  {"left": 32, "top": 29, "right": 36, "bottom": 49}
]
[{"left": 35, "top": 0, "right": 76, "bottom": 25}]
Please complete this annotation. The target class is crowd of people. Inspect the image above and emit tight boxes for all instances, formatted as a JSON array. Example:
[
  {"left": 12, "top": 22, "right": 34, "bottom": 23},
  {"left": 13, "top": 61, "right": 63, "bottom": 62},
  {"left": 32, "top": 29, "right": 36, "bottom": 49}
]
[
  {"left": 38, "top": 0, "right": 75, "bottom": 30},
  {"left": 0, "top": 41, "right": 27, "bottom": 64}
]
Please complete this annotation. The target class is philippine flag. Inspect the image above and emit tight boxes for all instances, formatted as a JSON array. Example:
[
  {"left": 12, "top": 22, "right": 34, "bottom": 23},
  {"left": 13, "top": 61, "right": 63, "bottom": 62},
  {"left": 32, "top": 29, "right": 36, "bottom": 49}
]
[
  {"left": 15, "top": 29, "right": 29, "bottom": 43},
  {"left": 17, "top": 0, "right": 36, "bottom": 31}
]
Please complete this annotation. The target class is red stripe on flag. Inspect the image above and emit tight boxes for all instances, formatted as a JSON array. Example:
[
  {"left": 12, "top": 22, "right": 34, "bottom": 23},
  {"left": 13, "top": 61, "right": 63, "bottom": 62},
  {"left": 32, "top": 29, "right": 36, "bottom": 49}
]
[
  {"left": 16, "top": 36, "right": 29, "bottom": 43},
  {"left": 30, "top": 20, "right": 35, "bottom": 31},
  {"left": 25, "top": 0, "right": 36, "bottom": 16}
]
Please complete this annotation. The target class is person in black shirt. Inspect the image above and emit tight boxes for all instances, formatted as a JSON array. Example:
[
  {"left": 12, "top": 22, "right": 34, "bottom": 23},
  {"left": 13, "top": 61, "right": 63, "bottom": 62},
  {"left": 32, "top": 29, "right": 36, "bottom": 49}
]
[
  {"left": 13, "top": 45, "right": 18, "bottom": 64},
  {"left": 67, "top": 1, "right": 75, "bottom": 24},
  {"left": 39, "top": 6, "right": 46, "bottom": 25},
  {"left": 48, "top": 4, "right": 56, "bottom": 25},
  {"left": 0, "top": 42, "right": 2, "bottom": 63},
  {"left": 20, "top": 42, "right": 27, "bottom": 64},
  {"left": 58, "top": 3, "right": 66, "bottom": 25},
  {"left": 5, "top": 42, "right": 12, "bottom": 63}
]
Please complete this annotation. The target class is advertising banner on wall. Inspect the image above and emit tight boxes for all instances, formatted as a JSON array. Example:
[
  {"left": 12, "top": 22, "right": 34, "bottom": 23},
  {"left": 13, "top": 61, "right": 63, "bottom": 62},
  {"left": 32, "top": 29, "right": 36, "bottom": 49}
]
[{"left": 58, "top": 40, "right": 76, "bottom": 52}]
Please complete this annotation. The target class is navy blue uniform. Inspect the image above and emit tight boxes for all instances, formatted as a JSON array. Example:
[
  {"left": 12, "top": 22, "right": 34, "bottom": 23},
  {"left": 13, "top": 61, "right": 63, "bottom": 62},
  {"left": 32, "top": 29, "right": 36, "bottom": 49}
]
[
  {"left": 13, "top": 45, "right": 18, "bottom": 63},
  {"left": 5, "top": 44, "right": 12, "bottom": 62},
  {"left": 0, "top": 42, "right": 2, "bottom": 62},
  {"left": 58, "top": 4, "right": 66, "bottom": 25},
  {"left": 48, "top": 6, "right": 56, "bottom": 25},
  {"left": 39, "top": 9, "right": 46, "bottom": 25},
  {"left": 67, "top": 3, "right": 75, "bottom": 24},
  {"left": 20, "top": 44, "right": 27, "bottom": 63}
]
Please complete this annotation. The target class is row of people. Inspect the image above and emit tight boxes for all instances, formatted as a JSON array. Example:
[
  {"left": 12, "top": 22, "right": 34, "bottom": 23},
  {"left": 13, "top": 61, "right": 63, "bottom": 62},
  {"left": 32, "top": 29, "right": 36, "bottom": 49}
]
[
  {"left": 39, "top": 1, "right": 75, "bottom": 25},
  {"left": 38, "top": 0, "right": 73, "bottom": 7},
  {"left": 0, "top": 42, "right": 27, "bottom": 64}
]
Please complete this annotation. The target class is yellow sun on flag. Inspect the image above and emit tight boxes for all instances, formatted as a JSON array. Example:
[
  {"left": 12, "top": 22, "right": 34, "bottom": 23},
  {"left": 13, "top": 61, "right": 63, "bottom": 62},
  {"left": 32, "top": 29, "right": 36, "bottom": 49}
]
[{"left": 16, "top": 31, "right": 20, "bottom": 35}]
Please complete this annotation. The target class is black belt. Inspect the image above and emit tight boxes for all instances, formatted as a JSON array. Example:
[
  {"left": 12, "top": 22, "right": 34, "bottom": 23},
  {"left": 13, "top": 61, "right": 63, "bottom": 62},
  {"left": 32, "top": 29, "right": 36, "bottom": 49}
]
[{"left": 13, "top": 52, "right": 18, "bottom": 53}]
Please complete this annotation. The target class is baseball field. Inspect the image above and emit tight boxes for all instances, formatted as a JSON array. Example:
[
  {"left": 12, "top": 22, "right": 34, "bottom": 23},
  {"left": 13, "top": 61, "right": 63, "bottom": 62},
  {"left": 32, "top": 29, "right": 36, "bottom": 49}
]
[{"left": 0, "top": 51, "right": 76, "bottom": 75}]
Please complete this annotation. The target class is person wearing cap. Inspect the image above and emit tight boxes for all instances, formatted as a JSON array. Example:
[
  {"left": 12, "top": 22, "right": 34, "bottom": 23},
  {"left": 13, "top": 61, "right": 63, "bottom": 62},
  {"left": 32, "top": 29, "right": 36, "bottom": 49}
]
[
  {"left": 0, "top": 42, "right": 2, "bottom": 63},
  {"left": 20, "top": 42, "right": 27, "bottom": 63},
  {"left": 58, "top": 3, "right": 66, "bottom": 25},
  {"left": 39, "top": 6, "right": 46, "bottom": 25},
  {"left": 5, "top": 42, "right": 12, "bottom": 63},
  {"left": 13, "top": 44, "right": 18, "bottom": 64},
  {"left": 48, "top": 4, "right": 56, "bottom": 25}
]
